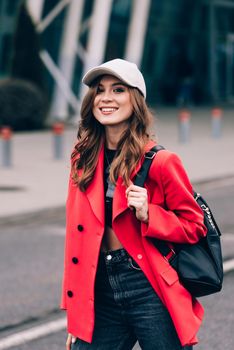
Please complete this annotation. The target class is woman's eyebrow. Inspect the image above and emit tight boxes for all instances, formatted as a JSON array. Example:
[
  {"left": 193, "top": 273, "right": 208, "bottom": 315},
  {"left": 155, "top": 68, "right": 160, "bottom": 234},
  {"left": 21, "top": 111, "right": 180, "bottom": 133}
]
[
  {"left": 112, "top": 82, "right": 126, "bottom": 86},
  {"left": 98, "top": 82, "right": 126, "bottom": 87}
]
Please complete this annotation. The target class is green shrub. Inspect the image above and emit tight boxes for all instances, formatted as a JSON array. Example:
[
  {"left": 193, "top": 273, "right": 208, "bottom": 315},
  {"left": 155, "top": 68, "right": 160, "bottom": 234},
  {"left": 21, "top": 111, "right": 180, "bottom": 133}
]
[{"left": 0, "top": 79, "right": 48, "bottom": 131}]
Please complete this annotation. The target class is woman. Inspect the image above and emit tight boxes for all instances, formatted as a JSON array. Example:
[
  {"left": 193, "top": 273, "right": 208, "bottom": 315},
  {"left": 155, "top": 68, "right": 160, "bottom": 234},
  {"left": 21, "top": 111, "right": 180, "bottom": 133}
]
[{"left": 61, "top": 59, "right": 207, "bottom": 350}]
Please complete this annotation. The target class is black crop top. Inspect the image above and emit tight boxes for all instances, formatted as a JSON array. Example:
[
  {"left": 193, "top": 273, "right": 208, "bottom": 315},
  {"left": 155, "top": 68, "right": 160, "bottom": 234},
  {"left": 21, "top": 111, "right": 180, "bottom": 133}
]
[{"left": 104, "top": 149, "right": 116, "bottom": 227}]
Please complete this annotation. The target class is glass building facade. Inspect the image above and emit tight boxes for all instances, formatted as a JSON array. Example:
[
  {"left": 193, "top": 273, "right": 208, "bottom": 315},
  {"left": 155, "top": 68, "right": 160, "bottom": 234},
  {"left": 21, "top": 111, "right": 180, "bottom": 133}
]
[
  {"left": 0, "top": 0, "right": 234, "bottom": 106},
  {"left": 103, "top": 0, "right": 234, "bottom": 105}
]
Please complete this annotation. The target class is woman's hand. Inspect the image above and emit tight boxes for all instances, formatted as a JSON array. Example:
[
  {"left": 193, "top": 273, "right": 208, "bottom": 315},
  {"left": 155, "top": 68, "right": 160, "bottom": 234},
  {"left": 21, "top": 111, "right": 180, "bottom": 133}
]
[
  {"left": 126, "top": 184, "right": 149, "bottom": 223},
  {"left": 66, "top": 333, "right": 76, "bottom": 349}
]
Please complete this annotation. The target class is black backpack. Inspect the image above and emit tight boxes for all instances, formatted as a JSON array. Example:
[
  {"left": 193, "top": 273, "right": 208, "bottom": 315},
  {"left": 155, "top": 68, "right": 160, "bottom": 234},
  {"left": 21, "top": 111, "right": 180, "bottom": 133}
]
[{"left": 134, "top": 145, "right": 223, "bottom": 297}]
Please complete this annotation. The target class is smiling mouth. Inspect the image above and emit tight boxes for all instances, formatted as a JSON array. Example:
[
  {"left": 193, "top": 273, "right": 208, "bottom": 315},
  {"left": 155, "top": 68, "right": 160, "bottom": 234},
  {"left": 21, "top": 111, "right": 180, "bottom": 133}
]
[{"left": 100, "top": 107, "right": 119, "bottom": 113}]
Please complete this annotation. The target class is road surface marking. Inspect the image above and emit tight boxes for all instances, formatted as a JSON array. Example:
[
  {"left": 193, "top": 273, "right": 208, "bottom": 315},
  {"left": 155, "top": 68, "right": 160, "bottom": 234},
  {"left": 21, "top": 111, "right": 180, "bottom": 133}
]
[
  {"left": 222, "top": 233, "right": 234, "bottom": 241},
  {"left": 0, "top": 318, "right": 66, "bottom": 349},
  {"left": 223, "top": 258, "right": 234, "bottom": 274}
]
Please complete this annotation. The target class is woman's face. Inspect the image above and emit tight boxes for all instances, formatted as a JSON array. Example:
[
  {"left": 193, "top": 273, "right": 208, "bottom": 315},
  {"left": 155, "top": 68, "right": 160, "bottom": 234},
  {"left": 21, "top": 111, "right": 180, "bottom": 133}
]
[{"left": 92, "top": 75, "right": 133, "bottom": 130}]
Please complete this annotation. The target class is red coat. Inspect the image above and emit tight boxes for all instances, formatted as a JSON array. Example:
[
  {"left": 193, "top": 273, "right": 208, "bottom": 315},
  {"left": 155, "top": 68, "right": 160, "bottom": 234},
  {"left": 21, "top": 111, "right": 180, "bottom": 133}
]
[{"left": 61, "top": 140, "right": 207, "bottom": 346}]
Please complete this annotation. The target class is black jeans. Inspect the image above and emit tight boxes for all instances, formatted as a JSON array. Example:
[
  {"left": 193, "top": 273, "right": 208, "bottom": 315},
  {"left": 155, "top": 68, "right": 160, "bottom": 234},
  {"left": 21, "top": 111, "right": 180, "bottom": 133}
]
[{"left": 72, "top": 248, "right": 192, "bottom": 350}]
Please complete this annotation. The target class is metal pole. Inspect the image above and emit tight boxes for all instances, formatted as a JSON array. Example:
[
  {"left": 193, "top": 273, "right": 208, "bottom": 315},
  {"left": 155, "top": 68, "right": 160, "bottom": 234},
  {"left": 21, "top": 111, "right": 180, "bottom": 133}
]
[
  {"left": 50, "top": 0, "right": 85, "bottom": 121},
  {"left": 40, "top": 50, "right": 80, "bottom": 112},
  {"left": 125, "top": 0, "right": 151, "bottom": 67},
  {"left": 36, "top": 0, "right": 71, "bottom": 33},
  {"left": 80, "top": 0, "right": 113, "bottom": 99},
  {"left": 211, "top": 107, "right": 222, "bottom": 138},
  {"left": 26, "top": 0, "right": 45, "bottom": 24},
  {"left": 1, "top": 127, "right": 13, "bottom": 167},
  {"left": 52, "top": 123, "right": 64, "bottom": 160},
  {"left": 26, "top": 0, "right": 82, "bottom": 121},
  {"left": 178, "top": 110, "right": 191, "bottom": 143}
]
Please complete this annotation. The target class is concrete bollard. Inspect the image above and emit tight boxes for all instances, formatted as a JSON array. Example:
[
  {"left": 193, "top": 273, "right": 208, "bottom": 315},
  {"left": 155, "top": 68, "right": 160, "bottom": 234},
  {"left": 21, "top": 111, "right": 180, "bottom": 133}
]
[
  {"left": 211, "top": 107, "right": 222, "bottom": 138},
  {"left": 52, "top": 122, "right": 64, "bottom": 160},
  {"left": 178, "top": 109, "right": 191, "bottom": 143},
  {"left": 0, "top": 126, "right": 13, "bottom": 167}
]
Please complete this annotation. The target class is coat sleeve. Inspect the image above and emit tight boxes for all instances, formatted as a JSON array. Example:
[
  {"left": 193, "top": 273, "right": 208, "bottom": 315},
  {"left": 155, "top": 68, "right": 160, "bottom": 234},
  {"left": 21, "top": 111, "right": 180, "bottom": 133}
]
[{"left": 141, "top": 151, "right": 207, "bottom": 244}]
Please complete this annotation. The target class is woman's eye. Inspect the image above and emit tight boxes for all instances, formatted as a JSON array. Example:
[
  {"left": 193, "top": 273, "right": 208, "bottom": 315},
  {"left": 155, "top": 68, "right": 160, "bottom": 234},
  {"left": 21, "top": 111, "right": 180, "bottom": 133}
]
[
  {"left": 113, "top": 87, "right": 125, "bottom": 93},
  {"left": 96, "top": 87, "right": 104, "bottom": 94}
]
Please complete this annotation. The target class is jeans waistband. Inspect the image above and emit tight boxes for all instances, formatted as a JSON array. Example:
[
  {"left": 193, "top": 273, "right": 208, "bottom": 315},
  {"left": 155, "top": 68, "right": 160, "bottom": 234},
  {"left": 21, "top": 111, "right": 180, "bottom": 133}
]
[{"left": 100, "top": 248, "right": 130, "bottom": 263}]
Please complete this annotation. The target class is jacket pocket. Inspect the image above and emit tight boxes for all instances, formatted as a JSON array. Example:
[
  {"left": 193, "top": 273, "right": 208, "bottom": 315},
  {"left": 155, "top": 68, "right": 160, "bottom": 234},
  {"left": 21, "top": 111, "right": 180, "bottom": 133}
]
[{"left": 160, "top": 266, "right": 179, "bottom": 286}]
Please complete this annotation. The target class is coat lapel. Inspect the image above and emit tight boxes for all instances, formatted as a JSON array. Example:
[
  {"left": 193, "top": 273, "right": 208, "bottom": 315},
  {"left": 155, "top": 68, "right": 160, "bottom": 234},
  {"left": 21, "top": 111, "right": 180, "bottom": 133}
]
[{"left": 85, "top": 144, "right": 105, "bottom": 226}]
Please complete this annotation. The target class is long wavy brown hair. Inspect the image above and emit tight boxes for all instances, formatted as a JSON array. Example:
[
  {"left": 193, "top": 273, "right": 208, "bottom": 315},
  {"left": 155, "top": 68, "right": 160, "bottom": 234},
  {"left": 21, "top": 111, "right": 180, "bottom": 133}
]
[{"left": 71, "top": 79, "right": 154, "bottom": 192}]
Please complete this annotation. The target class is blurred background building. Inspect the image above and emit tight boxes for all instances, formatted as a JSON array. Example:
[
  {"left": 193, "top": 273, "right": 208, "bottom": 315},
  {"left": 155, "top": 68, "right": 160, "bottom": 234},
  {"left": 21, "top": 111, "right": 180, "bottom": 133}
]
[{"left": 0, "top": 0, "right": 234, "bottom": 128}]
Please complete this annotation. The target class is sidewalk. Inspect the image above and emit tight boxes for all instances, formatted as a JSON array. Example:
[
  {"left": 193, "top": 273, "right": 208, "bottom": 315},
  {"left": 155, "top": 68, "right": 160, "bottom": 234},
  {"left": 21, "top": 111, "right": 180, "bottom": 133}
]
[{"left": 0, "top": 107, "right": 234, "bottom": 220}]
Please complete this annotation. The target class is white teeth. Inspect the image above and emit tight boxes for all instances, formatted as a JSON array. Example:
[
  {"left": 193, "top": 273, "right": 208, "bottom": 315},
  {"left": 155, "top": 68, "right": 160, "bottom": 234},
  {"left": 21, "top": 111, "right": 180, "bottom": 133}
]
[{"left": 101, "top": 108, "right": 117, "bottom": 112}]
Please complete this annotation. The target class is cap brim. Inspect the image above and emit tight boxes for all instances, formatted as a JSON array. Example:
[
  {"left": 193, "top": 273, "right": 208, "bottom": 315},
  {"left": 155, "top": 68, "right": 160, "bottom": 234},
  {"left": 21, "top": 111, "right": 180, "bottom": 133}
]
[{"left": 82, "top": 67, "right": 130, "bottom": 87}]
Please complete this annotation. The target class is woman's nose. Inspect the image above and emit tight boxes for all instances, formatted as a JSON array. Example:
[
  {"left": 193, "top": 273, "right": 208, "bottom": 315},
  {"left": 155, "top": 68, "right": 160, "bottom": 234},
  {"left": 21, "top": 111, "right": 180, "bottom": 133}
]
[{"left": 101, "top": 91, "right": 112, "bottom": 102}]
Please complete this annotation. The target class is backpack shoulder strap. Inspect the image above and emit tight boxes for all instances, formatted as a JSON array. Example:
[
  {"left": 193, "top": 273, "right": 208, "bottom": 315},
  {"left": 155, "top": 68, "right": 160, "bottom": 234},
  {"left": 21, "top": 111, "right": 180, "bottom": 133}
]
[
  {"left": 134, "top": 144, "right": 173, "bottom": 260},
  {"left": 134, "top": 145, "right": 165, "bottom": 187}
]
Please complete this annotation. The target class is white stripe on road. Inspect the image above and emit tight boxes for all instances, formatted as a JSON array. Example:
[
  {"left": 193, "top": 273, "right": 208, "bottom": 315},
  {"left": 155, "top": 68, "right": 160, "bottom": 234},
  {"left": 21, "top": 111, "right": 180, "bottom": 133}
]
[
  {"left": 223, "top": 258, "right": 234, "bottom": 273},
  {"left": 0, "top": 318, "right": 66, "bottom": 350},
  {"left": 0, "top": 257, "right": 234, "bottom": 349},
  {"left": 222, "top": 233, "right": 234, "bottom": 241}
]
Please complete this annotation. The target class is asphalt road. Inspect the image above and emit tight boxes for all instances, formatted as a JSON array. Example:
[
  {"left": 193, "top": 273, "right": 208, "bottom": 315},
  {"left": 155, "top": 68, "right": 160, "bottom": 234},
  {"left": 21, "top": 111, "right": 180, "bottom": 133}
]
[{"left": 0, "top": 179, "right": 234, "bottom": 350}]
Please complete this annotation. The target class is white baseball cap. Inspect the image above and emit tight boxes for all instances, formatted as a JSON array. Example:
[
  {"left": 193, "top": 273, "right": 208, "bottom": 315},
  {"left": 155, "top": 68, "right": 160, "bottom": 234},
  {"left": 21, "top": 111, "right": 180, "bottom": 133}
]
[{"left": 82, "top": 58, "right": 146, "bottom": 98}]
